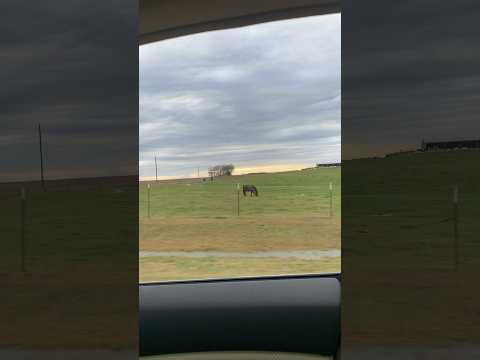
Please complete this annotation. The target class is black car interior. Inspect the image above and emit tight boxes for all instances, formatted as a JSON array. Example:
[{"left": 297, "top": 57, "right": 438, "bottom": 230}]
[{"left": 140, "top": 274, "right": 341, "bottom": 358}]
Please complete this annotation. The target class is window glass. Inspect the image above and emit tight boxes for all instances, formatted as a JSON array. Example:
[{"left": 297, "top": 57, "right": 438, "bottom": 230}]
[{"left": 139, "top": 14, "right": 341, "bottom": 282}]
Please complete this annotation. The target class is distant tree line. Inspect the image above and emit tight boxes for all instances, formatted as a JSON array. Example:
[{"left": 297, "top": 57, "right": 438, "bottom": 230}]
[{"left": 208, "top": 164, "right": 235, "bottom": 177}]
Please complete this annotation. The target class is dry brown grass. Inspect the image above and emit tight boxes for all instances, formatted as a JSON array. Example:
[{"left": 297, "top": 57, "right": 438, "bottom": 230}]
[
  {"left": 139, "top": 256, "right": 340, "bottom": 283},
  {"left": 140, "top": 215, "right": 340, "bottom": 252},
  {"left": 342, "top": 266, "right": 480, "bottom": 347},
  {"left": 2, "top": 270, "right": 138, "bottom": 349}
]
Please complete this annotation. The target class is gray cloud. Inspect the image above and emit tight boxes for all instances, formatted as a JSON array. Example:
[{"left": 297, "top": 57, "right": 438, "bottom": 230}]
[
  {"left": 140, "top": 14, "right": 341, "bottom": 178},
  {"left": 0, "top": 1, "right": 137, "bottom": 182},
  {"left": 342, "top": 0, "right": 480, "bottom": 158}
]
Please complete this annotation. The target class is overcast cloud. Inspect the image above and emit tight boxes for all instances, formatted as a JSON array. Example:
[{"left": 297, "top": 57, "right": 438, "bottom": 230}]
[
  {"left": 342, "top": 0, "right": 480, "bottom": 159},
  {"left": 140, "top": 14, "right": 341, "bottom": 179},
  {"left": 0, "top": 0, "right": 137, "bottom": 182}
]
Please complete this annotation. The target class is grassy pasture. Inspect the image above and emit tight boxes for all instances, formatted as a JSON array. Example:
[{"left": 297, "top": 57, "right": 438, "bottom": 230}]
[
  {"left": 0, "top": 178, "right": 138, "bottom": 349},
  {"left": 139, "top": 167, "right": 341, "bottom": 218},
  {"left": 140, "top": 256, "right": 341, "bottom": 283},
  {"left": 342, "top": 150, "right": 480, "bottom": 346},
  {"left": 0, "top": 182, "right": 137, "bottom": 272},
  {"left": 139, "top": 167, "right": 341, "bottom": 281},
  {"left": 342, "top": 150, "right": 480, "bottom": 271}
]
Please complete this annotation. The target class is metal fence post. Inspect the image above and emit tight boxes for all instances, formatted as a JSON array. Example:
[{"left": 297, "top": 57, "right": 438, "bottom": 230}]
[
  {"left": 147, "top": 183, "right": 151, "bottom": 218},
  {"left": 453, "top": 184, "right": 459, "bottom": 271},
  {"left": 236, "top": 183, "right": 240, "bottom": 216},
  {"left": 329, "top": 182, "right": 333, "bottom": 218},
  {"left": 20, "top": 187, "right": 26, "bottom": 272}
]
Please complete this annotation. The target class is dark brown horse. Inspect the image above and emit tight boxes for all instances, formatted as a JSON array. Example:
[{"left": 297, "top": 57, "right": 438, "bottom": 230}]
[{"left": 242, "top": 184, "right": 258, "bottom": 197}]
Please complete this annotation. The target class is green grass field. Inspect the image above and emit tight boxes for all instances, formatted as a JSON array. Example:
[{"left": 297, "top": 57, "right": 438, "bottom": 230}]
[
  {"left": 341, "top": 150, "right": 480, "bottom": 347},
  {"left": 0, "top": 178, "right": 138, "bottom": 350},
  {"left": 1, "top": 182, "right": 137, "bottom": 272},
  {"left": 342, "top": 150, "right": 480, "bottom": 271},
  {"left": 2, "top": 150, "right": 479, "bottom": 348},
  {"left": 139, "top": 167, "right": 341, "bottom": 282}
]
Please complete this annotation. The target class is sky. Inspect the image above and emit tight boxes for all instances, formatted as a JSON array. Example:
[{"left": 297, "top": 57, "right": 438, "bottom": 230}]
[
  {"left": 342, "top": 1, "right": 480, "bottom": 159},
  {"left": 0, "top": 0, "right": 137, "bottom": 183},
  {"left": 139, "top": 14, "right": 341, "bottom": 180},
  {"left": 3, "top": 2, "right": 479, "bottom": 183}
]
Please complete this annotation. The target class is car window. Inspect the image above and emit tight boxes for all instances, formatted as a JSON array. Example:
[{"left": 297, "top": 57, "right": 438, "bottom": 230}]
[{"left": 139, "top": 14, "right": 341, "bottom": 282}]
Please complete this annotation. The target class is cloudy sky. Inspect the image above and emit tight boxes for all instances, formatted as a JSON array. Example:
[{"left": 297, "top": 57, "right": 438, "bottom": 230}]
[
  {"left": 342, "top": 1, "right": 480, "bottom": 159},
  {"left": 1, "top": 0, "right": 137, "bottom": 183},
  {"left": 139, "top": 14, "right": 341, "bottom": 180}
]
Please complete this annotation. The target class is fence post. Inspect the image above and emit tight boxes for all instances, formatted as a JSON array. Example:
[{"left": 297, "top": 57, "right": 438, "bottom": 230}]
[
  {"left": 38, "top": 124, "right": 46, "bottom": 191},
  {"left": 147, "top": 183, "right": 151, "bottom": 218},
  {"left": 236, "top": 183, "right": 240, "bottom": 216},
  {"left": 453, "top": 184, "right": 459, "bottom": 271},
  {"left": 20, "top": 187, "right": 26, "bottom": 272},
  {"left": 329, "top": 182, "right": 333, "bottom": 218}
]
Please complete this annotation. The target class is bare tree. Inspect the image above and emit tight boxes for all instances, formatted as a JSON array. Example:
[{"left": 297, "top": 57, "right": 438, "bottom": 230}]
[
  {"left": 222, "top": 164, "right": 234, "bottom": 176},
  {"left": 208, "top": 164, "right": 235, "bottom": 177}
]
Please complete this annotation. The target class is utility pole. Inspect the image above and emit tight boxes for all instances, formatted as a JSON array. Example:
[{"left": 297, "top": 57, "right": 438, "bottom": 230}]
[
  {"left": 197, "top": 167, "right": 200, "bottom": 178},
  {"left": 38, "top": 124, "right": 45, "bottom": 191},
  {"left": 155, "top": 156, "right": 158, "bottom": 182}
]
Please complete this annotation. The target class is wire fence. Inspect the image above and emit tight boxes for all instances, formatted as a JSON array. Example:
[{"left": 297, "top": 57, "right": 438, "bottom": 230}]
[
  {"left": 342, "top": 187, "right": 480, "bottom": 271},
  {"left": 139, "top": 182, "right": 339, "bottom": 219},
  {"left": 0, "top": 179, "right": 137, "bottom": 273},
  {"left": 4, "top": 179, "right": 478, "bottom": 273}
]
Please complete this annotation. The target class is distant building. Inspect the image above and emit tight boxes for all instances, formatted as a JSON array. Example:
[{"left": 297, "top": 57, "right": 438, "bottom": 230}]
[
  {"left": 421, "top": 138, "right": 480, "bottom": 151},
  {"left": 316, "top": 162, "right": 341, "bottom": 167}
]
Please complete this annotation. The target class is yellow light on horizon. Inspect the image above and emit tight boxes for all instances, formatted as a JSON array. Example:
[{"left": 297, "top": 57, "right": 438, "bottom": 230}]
[{"left": 139, "top": 163, "right": 313, "bottom": 181}]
